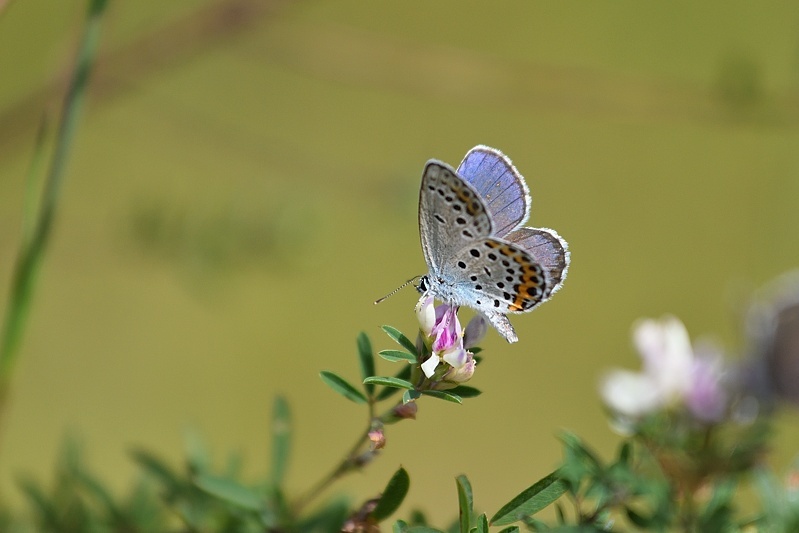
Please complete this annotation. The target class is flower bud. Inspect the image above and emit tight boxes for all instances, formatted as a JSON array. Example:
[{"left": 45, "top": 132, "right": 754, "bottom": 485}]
[
  {"left": 415, "top": 295, "right": 436, "bottom": 336},
  {"left": 442, "top": 352, "right": 476, "bottom": 386},
  {"left": 368, "top": 428, "right": 386, "bottom": 450}
]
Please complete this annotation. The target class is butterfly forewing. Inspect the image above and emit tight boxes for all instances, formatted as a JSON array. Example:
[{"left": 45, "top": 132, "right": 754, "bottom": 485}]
[
  {"left": 457, "top": 145, "right": 531, "bottom": 237},
  {"left": 419, "top": 161, "right": 493, "bottom": 274}
]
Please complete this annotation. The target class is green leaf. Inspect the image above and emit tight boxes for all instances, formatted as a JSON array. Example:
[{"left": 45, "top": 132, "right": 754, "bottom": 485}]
[
  {"left": 194, "top": 472, "right": 262, "bottom": 511},
  {"left": 405, "top": 527, "right": 446, "bottom": 533},
  {"left": 372, "top": 467, "right": 411, "bottom": 522},
  {"left": 270, "top": 395, "right": 291, "bottom": 486},
  {"left": 490, "top": 471, "right": 568, "bottom": 526},
  {"left": 358, "top": 332, "right": 376, "bottom": 395},
  {"left": 376, "top": 365, "right": 413, "bottom": 401},
  {"left": 184, "top": 427, "right": 211, "bottom": 473},
  {"left": 444, "top": 385, "right": 481, "bottom": 398},
  {"left": 382, "top": 325, "right": 418, "bottom": 356},
  {"left": 364, "top": 376, "right": 415, "bottom": 390},
  {"left": 560, "top": 432, "right": 602, "bottom": 470},
  {"left": 456, "top": 475, "right": 474, "bottom": 533},
  {"left": 402, "top": 390, "right": 417, "bottom": 404},
  {"left": 617, "top": 440, "right": 632, "bottom": 466},
  {"left": 626, "top": 506, "right": 654, "bottom": 528},
  {"left": 130, "top": 449, "right": 182, "bottom": 494},
  {"left": 421, "top": 390, "right": 463, "bottom": 404},
  {"left": 394, "top": 520, "right": 409, "bottom": 533},
  {"left": 295, "top": 496, "right": 350, "bottom": 532},
  {"left": 17, "top": 477, "right": 58, "bottom": 529},
  {"left": 379, "top": 350, "right": 417, "bottom": 363},
  {"left": 474, "top": 513, "right": 489, "bottom": 533},
  {"left": 495, "top": 527, "right": 519, "bottom": 533},
  {"left": 75, "top": 468, "right": 125, "bottom": 523},
  {"left": 320, "top": 371, "right": 368, "bottom": 404},
  {"left": 0, "top": 0, "right": 110, "bottom": 399}
]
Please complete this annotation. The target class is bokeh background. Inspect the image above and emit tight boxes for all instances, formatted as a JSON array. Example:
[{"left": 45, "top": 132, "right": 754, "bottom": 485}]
[{"left": 1, "top": 0, "right": 799, "bottom": 524}]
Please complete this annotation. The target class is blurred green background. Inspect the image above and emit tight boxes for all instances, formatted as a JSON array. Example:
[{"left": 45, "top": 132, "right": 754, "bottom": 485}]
[{"left": 1, "top": 0, "right": 799, "bottom": 523}]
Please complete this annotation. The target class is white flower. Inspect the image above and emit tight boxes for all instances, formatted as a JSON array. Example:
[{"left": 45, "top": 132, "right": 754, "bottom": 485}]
[
  {"left": 600, "top": 316, "right": 726, "bottom": 422},
  {"left": 415, "top": 295, "right": 437, "bottom": 336}
]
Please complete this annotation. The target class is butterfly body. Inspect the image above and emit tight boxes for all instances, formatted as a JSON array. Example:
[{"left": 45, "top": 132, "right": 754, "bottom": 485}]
[{"left": 417, "top": 146, "right": 569, "bottom": 343}]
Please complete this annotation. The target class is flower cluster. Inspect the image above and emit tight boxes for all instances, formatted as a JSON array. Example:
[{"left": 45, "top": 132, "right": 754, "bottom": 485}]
[
  {"left": 599, "top": 315, "right": 730, "bottom": 430},
  {"left": 414, "top": 295, "right": 486, "bottom": 389}
]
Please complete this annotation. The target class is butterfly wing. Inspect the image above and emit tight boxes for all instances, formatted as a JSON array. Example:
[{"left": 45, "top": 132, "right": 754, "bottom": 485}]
[
  {"left": 505, "top": 227, "right": 570, "bottom": 298},
  {"left": 419, "top": 154, "right": 561, "bottom": 344},
  {"left": 439, "top": 236, "right": 550, "bottom": 343},
  {"left": 457, "top": 145, "right": 531, "bottom": 237},
  {"left": 419, "top": 160, "right": 493, "bottom": 276}
]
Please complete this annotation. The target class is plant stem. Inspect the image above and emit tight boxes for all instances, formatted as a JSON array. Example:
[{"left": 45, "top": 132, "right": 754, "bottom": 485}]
[
  {"left": 292, "top": 398, "right": 384, "bottom": 515},
  {"left": 0, "top": 0, "right": 109, "bottom": 426}
]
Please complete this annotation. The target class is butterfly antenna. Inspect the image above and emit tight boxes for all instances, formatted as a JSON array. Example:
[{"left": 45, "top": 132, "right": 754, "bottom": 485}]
[{"left": 374, "top": 276, "right": 422, "bottom": 304}]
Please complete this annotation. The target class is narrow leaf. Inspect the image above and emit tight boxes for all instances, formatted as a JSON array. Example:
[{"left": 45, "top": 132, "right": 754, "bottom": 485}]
[
  {"left": 371, "top": 467, "right": 411, "bottom": 522},
  {"left": 0, "top": 0, "right": 110, "bottom": 392},
  {"left": 456, "top": 475, "right": 474, "bottom": 533},
  {"left": 559, "top": 431, "right": 602, "bottom": 470},
  {"left": 364, "top": 376, "right": 415, "bottom": 390},
  {"left": 475, "top": 514, "right": 489, "bottom": 533},
  {"left": 357, "top": 332, "right": 376, "bottom": 395},
  {"left": 379, "top": 349, "right": 417, "bottom": 363},
  {"left": 382, "top": 325, "right": 418, "bottom": 356},
  {"left": 376, "top": 365, "right": 413, "bottom": 401},
  {"left": 495, "top": 527, "right": 520, "bottom": 533},
  {"left": 195, "top": 473, "right": 262, "bottom": 511},
  {"left": 445, "top": 385, "right": 481, "bottom": 398},
  {"left": 17, "top": 478, "right": 58, "bottom": 528},
  {"left": 270, "top": 395, "right": 291, "bottom": 486},
  {"left": 420, "top": 390, "right": 462, "bottom": 404},
  {"left": 617, "top": 440, "right": 632, "bottom": 466},
  {"left": 490, "top": 471, "right": 568, "bottom": 526},
  {"left": 320, "top": 371, "right": 368, "bottom": 404},
  {"left": 130, "top": 449, "right": 182, "bottom": 493}
]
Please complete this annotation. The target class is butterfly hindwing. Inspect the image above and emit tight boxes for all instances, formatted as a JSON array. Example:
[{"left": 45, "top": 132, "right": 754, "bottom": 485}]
[
  {"left": 442, "top": 236, "right": 548, "bottom": 336},
  {"left": 505, "top": 227, "right": 570, "bottom": 297}
]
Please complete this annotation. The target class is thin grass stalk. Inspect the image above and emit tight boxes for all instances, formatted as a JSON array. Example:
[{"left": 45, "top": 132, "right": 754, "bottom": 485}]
[{"left": 0, "top": 0, "right": 110, "bottom": 420}]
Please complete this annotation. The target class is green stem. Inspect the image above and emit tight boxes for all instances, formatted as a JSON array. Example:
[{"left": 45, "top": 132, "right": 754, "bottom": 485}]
[
  {"left": 0, "top": 0, "right": 109, "bottom": 418},
  {"left": 292, "top": 397, "right": 384, "bottom": 515}
]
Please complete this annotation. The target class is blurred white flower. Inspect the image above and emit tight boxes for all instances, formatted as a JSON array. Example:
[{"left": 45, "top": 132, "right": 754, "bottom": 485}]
[{"left": 600, "top": 316, "right": 729, "bottom": 425}]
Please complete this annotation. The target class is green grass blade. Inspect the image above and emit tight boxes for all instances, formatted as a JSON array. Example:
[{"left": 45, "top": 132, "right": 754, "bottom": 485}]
[
  {"left": 0, "top": 0, "right": 110, "bottom": 398},
  {"left": 270, "top": 395, "right": 291, "bottom": 486}
]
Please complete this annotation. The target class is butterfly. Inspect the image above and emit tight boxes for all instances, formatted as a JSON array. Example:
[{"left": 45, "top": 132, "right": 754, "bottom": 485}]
[{"left": 417, "top": 145, "right": 569, "bottom": 343}]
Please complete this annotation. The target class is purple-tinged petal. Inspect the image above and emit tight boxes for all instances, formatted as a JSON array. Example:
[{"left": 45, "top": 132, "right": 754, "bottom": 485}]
[
  {"left": 686, "top": 353, "right": 728, "bottom": 423},
  {"left": 464, "top": 315, "right": 487, "bottom": 349}
]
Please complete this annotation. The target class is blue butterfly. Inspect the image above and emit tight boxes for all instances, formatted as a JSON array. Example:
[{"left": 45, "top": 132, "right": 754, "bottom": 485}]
[{"left": 417, "top": 145, "right": 569, "bottom": 343}]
